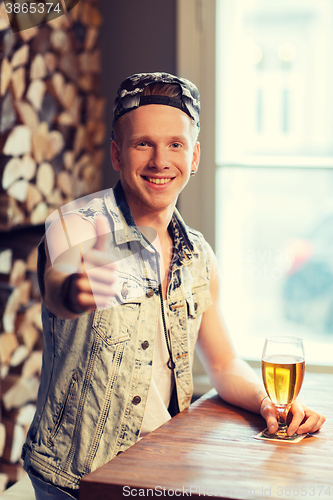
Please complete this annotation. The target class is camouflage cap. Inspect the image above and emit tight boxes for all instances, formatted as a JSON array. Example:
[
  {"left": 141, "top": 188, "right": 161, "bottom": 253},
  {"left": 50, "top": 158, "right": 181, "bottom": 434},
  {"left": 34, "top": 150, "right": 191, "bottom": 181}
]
[{"left": 112, "top": 72, "right": 200, "bottom": 135}]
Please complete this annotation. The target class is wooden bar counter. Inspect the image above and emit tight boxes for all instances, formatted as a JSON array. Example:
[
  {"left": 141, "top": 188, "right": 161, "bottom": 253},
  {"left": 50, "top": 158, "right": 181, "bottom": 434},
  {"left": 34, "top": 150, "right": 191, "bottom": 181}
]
[{"left": 80, "top": 372, "right": 333, "bottom": 500}]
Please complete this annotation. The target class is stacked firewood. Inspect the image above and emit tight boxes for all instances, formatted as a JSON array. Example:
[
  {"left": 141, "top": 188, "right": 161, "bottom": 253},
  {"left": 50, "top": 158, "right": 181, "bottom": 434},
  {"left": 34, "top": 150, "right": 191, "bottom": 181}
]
[
  {"left": 0, "top": 227, "right": 44, "bottom": 489},
  {"left": 0, "top": 0, "right": 105, "bottom": 230},
  {"left": 0, "top": 0, "right": 105, "bottom": 490}
]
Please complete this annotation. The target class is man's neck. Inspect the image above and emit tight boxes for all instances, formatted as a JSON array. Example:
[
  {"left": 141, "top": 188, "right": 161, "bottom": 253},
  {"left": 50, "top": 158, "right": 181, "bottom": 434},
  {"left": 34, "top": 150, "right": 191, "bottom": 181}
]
[
  {"left": 123, "top": 195, "right": 175, "bottom": 244},
  {"left": 135, "top": 209, "right": 174, "bottom": 243}
]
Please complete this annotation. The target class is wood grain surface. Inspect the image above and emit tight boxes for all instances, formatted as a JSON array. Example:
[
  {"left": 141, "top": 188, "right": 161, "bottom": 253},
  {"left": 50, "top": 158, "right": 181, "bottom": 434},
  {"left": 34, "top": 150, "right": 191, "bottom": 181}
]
[{"left": 80, "top": 372, "right": 333, "bottom": 500}]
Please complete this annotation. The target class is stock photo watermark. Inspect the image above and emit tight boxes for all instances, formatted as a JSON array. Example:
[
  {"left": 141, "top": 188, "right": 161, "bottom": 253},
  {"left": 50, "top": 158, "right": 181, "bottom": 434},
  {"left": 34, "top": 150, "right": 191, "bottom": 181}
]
[
  {"left": 46, "top": 190, "right": 297, "bottom": 311},
  {"left": 4, "top": 0, "right": 79, "bottom": 32},
  {"left": 123, "top": 485, "right": 256, "bottom": 497},
  {"left": 122, "top": 485, "right": 332, "bottom": 497},
  {"left": 215, "top": 247, "right": 295, "bottom": 282}
]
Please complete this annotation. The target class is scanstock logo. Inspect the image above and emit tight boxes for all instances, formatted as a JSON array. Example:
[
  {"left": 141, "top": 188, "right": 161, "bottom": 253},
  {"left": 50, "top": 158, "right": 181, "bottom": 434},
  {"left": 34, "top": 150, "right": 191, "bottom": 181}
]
[{"left": 4, "top": 0, "right": 80, "bottom": 32}]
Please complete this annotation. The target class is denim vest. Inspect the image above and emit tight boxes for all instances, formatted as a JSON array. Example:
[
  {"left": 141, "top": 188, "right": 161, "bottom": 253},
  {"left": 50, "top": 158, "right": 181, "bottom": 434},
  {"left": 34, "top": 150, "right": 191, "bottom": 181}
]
[{"left": 22, "top": 182, "right": 213, "bottom": 495}]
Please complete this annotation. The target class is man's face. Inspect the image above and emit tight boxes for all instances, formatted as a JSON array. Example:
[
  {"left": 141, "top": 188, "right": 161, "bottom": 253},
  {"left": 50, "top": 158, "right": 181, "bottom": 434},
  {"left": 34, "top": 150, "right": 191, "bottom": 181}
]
[{"left": 111, "top": 104, "right": 200, "bottom": 218}]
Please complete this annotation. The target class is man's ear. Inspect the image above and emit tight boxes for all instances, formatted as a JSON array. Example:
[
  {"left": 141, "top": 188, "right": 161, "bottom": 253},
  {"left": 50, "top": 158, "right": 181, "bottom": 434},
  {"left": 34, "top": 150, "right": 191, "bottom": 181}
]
[
  {"left": 111, "top": 140, "right": 122, "bottom": 172},
  {"left": 191, "top": 141, "right": 200, "bottom": 174}
]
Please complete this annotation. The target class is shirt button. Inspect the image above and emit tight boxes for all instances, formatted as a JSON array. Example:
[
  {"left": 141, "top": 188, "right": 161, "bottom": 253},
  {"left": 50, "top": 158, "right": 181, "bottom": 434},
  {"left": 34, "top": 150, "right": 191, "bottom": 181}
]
[
  {"left": 121, "top": 282, "right": 128, "bottom": 299},
  {"left": 194, "top": 302, "right": 198, "bottom": 312},
  {"left": 132, "top": 395, "right": 141, "bottom": 405},
  {"left": 146, "top": 289, "right": 154, "bottom": 298},
  {"left": 141, "top": 340, "right": 149, "bottom": 350}
]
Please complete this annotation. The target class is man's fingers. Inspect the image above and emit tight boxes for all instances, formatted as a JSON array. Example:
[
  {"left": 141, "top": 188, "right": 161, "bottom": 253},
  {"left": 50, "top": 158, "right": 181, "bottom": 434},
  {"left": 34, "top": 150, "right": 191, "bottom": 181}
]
[
  {"left": 287, "top": 400, "right": 305, "bottom": 435},
  {"left": 260, "top": 399, "right": 278, "bottom": 434},
  {"left": 61, "top": 215, "right": 118, "bottom": 314},
  {"left": 287, "top": 401, "right": 326, "bottom": 435},
  {"left": 87, "top": 266, "right": 116, "bottom": 285},
  {"left": 62, "top": 274, "right": 96, "bottom": 314},
  {"left": 260, "top": 399, "right": 326, "bottom": 437},
  {"left": 266, "top": 417, "right": 278, "bottom": 434},
  {"left": 94, "top": 216, "right": 110, "bottom": 251},
  {"left": 76, "top": 292, "right": 110, "bottom": 311},
  {"left": 76, "top": 274, "right": 116, "bottom": 296},
  {"left": 294, "top": 405, "right": 326, "bottom": 435},
  {"left": 70, "top": 274, "right": 116, "bottom": 311},
  {"left": 82, "top": 249, "right": 116, "bottom": 271}
]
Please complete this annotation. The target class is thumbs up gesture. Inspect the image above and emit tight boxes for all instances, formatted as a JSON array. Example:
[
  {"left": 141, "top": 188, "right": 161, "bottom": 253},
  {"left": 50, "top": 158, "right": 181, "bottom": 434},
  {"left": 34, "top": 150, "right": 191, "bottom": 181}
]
[{"left": 62, "top": 216, "right": 117, "bottom": 314}]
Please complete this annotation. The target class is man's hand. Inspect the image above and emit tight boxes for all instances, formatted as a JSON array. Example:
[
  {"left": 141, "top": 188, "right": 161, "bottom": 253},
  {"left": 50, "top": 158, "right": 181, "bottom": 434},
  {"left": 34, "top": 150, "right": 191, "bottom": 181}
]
[
  {"left": 44, "top": 214, "right": 117, "bottom": 318},
  {"left": 61, "top": 216, "right": 117, "bottom": 314},
  {"left": 260, "top": 397, "right": 326, "bottom": 436}
]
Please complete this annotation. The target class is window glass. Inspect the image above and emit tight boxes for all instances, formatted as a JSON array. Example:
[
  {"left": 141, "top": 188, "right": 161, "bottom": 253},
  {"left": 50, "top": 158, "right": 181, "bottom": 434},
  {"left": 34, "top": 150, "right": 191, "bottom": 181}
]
[{"left": 216, "top": 0, "right": 333, "bottom": 364}]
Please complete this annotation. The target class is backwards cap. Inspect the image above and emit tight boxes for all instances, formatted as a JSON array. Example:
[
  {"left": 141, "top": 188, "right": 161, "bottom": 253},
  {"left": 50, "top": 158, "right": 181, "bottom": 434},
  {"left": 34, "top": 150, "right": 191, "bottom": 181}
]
[{"left": 112, "top": 72, "right": 200, "bottom": 134}]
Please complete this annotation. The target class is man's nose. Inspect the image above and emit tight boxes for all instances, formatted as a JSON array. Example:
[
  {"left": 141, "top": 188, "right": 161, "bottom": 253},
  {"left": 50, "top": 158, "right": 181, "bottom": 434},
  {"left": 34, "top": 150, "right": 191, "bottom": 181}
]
[{"left": 148, "top": 146, "right": 169, "bottom": 169}]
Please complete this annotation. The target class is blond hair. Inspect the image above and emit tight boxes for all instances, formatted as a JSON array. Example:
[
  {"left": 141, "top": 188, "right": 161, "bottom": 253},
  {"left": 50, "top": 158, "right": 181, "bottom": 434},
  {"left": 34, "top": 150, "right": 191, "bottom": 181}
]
[{"left": 113, "top": 83, "right": 199, "bottom": 145}]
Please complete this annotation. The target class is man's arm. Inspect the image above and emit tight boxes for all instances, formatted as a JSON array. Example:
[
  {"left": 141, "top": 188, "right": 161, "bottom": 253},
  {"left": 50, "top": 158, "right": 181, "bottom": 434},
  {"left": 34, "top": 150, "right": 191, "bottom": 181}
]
[
  {"left": 196, "top": 252, "right": 267, "bottom": 414},
  {"left": 196, "top": 252, "right": 325, "bottom": 435},
  {"left": 43, "top": 214, "right": 116, "bottom": 319}
]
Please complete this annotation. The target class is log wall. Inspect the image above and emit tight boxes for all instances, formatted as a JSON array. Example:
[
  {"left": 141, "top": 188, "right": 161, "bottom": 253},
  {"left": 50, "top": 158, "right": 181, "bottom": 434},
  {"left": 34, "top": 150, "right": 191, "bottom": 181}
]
[{"left": 0, "top": 0, "right": 105, "bottom": 490}]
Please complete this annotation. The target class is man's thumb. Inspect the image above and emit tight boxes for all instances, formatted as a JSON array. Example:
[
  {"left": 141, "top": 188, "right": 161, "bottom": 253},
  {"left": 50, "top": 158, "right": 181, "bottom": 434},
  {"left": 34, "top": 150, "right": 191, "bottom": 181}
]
[{"left": 94, "top": 216, "right": 109, "bottom": 251}]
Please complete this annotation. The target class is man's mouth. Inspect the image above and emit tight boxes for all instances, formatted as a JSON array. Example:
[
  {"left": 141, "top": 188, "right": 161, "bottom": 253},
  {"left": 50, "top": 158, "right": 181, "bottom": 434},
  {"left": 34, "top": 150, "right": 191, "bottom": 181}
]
[{"left": 144, "top": 177, "right": 173, "bottom": 185}]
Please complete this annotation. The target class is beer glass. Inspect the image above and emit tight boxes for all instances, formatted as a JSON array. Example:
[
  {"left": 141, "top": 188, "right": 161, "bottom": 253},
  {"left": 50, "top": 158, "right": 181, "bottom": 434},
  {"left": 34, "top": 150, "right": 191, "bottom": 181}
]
[{"left": 261, "top": 336, "right": 305, "bottom": 438}]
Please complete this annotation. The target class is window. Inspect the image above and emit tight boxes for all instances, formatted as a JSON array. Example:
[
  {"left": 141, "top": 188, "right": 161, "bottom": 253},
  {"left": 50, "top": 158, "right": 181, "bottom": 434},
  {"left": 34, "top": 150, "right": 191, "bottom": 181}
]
[{"left": 216, "top": 0, "right": 333, "bottom": 365}]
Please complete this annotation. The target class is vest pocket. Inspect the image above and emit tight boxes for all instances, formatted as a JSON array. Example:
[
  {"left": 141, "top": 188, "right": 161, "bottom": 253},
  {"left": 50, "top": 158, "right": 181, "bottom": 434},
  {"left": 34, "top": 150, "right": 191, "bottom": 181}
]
[
  {"left": 186, "top": 284, "right": 212, "bottom": 318},
  {"left": 92, "top": 299, "right": 142, "bottom": 346},
  {"left": 47, "top": 371, "right": 78, "bottom": 447},
  {"left": 185, "top": 285, "right": 213, "bottom": 348}
]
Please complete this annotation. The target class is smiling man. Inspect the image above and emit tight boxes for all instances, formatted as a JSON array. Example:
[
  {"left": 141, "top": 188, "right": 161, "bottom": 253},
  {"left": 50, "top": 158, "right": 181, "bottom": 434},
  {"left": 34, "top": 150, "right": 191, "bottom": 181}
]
[{"left": 22, "top": 73, "right": 325, "bottom": 500}]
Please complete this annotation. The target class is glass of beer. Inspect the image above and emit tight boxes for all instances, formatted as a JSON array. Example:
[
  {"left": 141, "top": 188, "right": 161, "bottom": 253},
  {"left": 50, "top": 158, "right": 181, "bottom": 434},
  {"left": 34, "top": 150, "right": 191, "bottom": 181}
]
[{"left": 261, "top": 336, "right": 305, "bottom": 438}]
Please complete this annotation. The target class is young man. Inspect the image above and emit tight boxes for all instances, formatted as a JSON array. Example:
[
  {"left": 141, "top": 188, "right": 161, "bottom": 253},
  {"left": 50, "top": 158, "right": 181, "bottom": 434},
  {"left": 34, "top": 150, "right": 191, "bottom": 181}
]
[{"left": 22, "top": 73, "right": 325, "bottom": 500}]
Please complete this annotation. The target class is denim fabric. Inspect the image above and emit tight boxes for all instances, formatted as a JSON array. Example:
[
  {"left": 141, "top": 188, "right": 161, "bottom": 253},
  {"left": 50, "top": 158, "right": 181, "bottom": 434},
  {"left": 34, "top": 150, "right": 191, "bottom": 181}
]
[
  {"left": 29, "top": 475, "right": 75, "bottom": 499},
  {"left": 22, "top": 182, "right": 213, "bottom": 495}
]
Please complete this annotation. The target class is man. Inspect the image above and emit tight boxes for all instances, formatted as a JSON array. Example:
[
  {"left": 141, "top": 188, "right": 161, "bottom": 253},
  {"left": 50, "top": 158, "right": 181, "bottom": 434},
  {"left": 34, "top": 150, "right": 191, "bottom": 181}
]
[{"left": 22, "top": 73, "right": 325, "bottom": 500}]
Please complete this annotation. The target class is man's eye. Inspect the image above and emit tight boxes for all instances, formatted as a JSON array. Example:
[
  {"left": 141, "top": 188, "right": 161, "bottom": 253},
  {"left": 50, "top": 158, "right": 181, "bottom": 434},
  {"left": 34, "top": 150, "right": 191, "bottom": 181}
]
[
  {"left": 138, "top": 142, "right": 149, "bottom": 147},
  {"left": 171, "top": 143, "right": 181, "bottom": 148}
]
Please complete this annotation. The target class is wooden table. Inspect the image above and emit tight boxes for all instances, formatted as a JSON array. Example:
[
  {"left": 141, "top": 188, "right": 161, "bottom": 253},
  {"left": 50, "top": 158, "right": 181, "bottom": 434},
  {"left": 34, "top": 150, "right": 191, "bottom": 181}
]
[{"left": 80, "top": 372, "right": 333, "bottom": 500}]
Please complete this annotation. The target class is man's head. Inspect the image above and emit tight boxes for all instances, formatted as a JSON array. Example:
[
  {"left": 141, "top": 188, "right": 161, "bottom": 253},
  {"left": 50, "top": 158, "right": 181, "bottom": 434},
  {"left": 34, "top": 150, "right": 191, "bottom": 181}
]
[
  {"left": 110, "top": 73, "right": 201, "bottom": 217},
  {"left": 112, "top": 72, "right": 200, "bottom": 146}
]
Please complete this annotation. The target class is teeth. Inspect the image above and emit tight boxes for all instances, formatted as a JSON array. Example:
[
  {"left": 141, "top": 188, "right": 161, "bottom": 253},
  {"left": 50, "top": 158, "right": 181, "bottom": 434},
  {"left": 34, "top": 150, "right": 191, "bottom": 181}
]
[{"left": 147, "top": 177, "right": 172, "bottom": 185}]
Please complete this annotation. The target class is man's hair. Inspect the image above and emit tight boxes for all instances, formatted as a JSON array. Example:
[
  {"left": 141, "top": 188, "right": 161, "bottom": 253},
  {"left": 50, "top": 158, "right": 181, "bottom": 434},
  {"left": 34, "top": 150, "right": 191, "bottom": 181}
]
[
  {"left": 141, "top": 82, "right": 182, "bottom": 98},
  {"left": 113, "top": 83, "right": 199, "bottom": 145}
]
